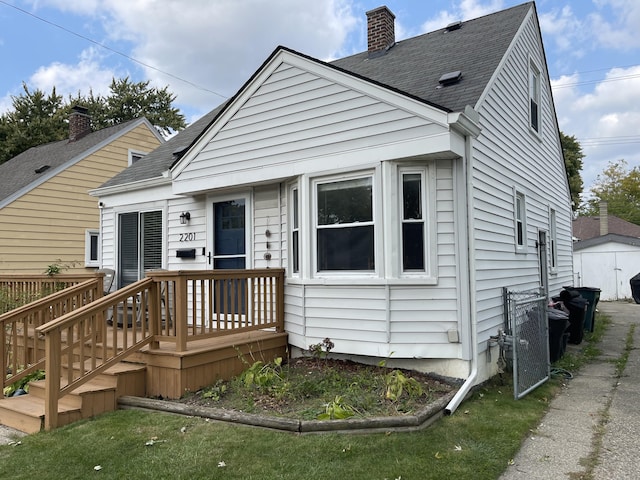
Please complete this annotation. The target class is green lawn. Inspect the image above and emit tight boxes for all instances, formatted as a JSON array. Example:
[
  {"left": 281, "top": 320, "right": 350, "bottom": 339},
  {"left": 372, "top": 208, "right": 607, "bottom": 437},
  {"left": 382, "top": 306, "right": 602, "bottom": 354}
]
[{"left": 0, "top": 317, "right": 607, "bottom": 480}]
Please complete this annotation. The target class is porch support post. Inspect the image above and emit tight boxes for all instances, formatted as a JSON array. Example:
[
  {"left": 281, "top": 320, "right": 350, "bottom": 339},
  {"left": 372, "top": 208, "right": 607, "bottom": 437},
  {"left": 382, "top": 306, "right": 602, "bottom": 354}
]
[
  {"left": 148, "top": 279, "right": 160, "bottom": 350},
  {"left": 175, "top": 274, "right": 188, "bottom": 352},
  {"left": 276, "top": 269, "right": 285, "bottom": 333},
  {"left": 43, "top": 329, "right": 61, "bottom": 431},
  {"left": 0, "top": 324, "right": 5, "bottom": 390}
]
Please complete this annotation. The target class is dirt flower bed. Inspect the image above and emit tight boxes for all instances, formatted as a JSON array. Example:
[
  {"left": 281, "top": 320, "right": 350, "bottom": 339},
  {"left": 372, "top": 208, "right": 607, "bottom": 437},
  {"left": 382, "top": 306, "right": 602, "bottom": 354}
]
[{"left": 177, "top": 356, "right": 456, "bottom": 421}]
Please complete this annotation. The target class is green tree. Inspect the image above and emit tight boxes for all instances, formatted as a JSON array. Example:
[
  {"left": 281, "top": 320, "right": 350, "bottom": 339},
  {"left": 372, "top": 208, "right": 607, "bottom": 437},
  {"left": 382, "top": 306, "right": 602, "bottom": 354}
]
[
  {"left": 0, "top": 84, "right": 67, "bottom": 164},
  {"left": 560, "top": 131, "right": 584, "bottom": 211},
  {"left": 71, "top": 77, "right": 185, "bottom": 136},
  {"left": 581, "top": 160, "right": 640, "bottom": 225},
  {"left": 0, "top": 78, "right": 186, "bottom": 164}
]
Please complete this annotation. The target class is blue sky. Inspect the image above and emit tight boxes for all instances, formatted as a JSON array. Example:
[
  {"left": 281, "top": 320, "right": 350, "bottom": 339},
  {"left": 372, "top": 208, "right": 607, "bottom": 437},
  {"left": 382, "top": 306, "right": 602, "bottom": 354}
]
[{"left": 1, "top": 0, "right": 639, "bottom": 196}]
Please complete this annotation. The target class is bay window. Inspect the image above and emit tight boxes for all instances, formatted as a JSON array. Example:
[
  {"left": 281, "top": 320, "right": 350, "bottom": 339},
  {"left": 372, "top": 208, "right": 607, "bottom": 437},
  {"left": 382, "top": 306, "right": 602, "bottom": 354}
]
[{"left": 316, "top": 176, "right": 374, "bottom": 271}]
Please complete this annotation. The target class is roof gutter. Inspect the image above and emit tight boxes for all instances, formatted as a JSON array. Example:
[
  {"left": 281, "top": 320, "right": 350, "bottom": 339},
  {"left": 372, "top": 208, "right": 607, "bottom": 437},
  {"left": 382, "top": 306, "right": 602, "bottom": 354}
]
[
  {"left": 446, "top": 107, "right": 480, "bottom": 415},
  {"left": 89, "top": 173, "right": 171, "bottom": 197}
]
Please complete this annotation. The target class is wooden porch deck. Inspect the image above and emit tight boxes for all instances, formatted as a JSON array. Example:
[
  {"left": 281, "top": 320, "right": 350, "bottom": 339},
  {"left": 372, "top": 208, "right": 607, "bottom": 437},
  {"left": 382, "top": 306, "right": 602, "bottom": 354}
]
[{"left": 0, "top": 270, "right": 287, "bottom": 433}]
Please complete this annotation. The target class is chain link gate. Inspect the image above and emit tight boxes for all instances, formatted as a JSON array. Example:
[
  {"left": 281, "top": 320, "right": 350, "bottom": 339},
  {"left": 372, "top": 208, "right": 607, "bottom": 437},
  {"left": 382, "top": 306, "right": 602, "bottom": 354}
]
[{"left": 502, "top": 288, "right": 549, "bottom": 399}]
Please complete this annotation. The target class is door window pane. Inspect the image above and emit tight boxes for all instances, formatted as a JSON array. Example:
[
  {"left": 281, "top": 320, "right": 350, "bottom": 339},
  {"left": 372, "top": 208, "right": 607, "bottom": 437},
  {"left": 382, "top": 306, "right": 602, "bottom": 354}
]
[{"left": 213, "top": 199, "right": 246, "bottom": 270}]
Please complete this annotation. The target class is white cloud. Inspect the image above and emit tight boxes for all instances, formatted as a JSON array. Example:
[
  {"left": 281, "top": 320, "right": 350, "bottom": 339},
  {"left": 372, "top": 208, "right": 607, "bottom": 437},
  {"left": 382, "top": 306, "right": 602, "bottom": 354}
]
[
  {"left": 420, "top": 0, "right": 505, "bottom": 33},
  {"left": 552, "top": 66, "right": 640, "bottom": 191},
  {"left": 590, "top": 0, "right": 640, "bottom": 49},
  {"left": 28, "top": 47, "right": 117, "bottom": 99},
  {"left": 31, "top": 0, "right": 360, "bottom": 116}
]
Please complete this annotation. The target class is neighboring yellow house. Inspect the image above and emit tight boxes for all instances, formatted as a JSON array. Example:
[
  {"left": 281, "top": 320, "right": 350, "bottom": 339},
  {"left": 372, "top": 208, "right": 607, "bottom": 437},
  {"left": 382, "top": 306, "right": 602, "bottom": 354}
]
[{"left": 0, "top": 107, "right": 164, "bottom": 274}]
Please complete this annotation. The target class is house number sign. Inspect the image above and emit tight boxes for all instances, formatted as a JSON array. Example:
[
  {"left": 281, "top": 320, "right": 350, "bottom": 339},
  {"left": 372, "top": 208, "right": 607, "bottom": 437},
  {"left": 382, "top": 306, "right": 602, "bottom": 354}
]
[{"left": 179, "top": 232, "right": 196, "bottom": 242}]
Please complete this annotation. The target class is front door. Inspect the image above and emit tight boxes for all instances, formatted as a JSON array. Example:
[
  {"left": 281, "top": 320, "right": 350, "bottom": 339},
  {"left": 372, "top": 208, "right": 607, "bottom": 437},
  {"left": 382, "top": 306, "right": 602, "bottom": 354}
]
[{"left": 212, "top": 199, "right": 246, "bottom": 269}]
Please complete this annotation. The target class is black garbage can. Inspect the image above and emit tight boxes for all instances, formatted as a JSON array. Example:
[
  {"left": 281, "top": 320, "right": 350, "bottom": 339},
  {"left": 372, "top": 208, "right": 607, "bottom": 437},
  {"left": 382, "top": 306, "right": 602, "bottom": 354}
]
[
  {"left": 631, "top": 273, "right": 640, "bottom": 304},
  {"left": 559, "top": 289, "right": 587, "bottom": 345},
  {"left": 548, "top": 308, "right": 570, "bottom": 363},
  {"left": 574, "top": 287, "right": 601, "bottom": 332}
]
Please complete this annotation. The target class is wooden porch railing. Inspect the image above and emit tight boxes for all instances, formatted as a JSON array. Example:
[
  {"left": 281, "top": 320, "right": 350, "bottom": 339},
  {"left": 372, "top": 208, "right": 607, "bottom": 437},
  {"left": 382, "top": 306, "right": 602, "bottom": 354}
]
[
  {"left": 0, "top": 277, "right": 103, "bottom": 391},
  {"left": 33, "top": 268, "right": 285, "bottom": 430},
  {"left": 0, "top": 274, "right": 98, "bottom": 314}
]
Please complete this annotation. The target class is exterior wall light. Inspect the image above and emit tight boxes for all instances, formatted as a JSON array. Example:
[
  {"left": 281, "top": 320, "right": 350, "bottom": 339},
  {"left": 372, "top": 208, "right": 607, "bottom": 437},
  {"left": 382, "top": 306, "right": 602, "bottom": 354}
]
[{"left": 179, "top": 211, "right": 191, "bottom": 225}]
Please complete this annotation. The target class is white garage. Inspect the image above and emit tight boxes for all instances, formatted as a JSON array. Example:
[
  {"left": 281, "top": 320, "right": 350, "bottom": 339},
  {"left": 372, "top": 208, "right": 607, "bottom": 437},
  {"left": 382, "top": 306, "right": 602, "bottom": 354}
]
[{"left": 573, "top": 234, "right": 640, "bottom": 301}]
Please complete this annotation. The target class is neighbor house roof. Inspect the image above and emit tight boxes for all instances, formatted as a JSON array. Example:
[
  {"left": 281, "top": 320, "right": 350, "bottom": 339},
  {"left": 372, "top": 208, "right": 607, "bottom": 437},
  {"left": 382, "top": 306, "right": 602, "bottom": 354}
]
[
  {"left": 0, "top": 117, "right": 159, "bottom": 208},
  {"left": 95, "top": 2, "right": 532, "bottom": 191},
  {"left": 573, "top": 233, "right": 640, "bottom": 252},
  {"left": 573, "top": 215, "right": 640, "bottom": 241}
]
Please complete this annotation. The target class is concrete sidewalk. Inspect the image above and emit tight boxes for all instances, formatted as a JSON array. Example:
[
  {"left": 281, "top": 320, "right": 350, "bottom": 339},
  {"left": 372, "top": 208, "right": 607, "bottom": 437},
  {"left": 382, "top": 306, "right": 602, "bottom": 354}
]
[{"left": 500, "top": 300, "right": 640, "bottom": 479}]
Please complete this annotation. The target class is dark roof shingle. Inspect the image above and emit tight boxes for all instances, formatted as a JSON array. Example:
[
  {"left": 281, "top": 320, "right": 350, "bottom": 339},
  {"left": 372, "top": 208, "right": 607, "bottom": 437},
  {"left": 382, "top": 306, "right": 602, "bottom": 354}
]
[
  {"left": 97, "top": 2, "right": 533, "bottom": 190},
  {"left": 0, "top": 118, "right": 145, "bottom": 204}
]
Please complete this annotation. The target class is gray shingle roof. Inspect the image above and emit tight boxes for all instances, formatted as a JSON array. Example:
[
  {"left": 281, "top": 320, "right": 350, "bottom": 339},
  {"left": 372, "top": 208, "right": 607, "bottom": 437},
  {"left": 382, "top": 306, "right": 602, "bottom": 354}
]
[
  {"left": 573, "top": 215, "right": 640, "bottom": 241},
  {"left": 99, "top": 104, "right": 227, "bottom": 189},
  {"left": 573, "top": 233, "right": 640, "bottom": 251},
  {"left": 331, "top": 2, "right": 531, "bottom": 112},
  {"left": 0, "top": 118, "right": 147, "bottom": 204},
  {"left": 97, "top": 2, "right": 532, "bottom": 190}
]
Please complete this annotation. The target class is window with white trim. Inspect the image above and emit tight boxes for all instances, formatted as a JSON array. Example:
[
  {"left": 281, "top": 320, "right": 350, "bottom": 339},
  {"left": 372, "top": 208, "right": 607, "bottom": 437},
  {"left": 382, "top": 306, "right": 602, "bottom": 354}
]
[
  {"left": 315, "top": 175, "right": 374, "bottom": 272},
  {"left": 515, "top": 191, "right": 527, "bottom": 251},
  {"left": 550, "top": 208, "right": 558, "bottom": 271},
  {"left": 401, "top": 170, "right": 427, "bottom": 272},
  {"left": 290, "top": 186, "right": 300, "bottom": 274},
  {"left": 529, "top": 61, "right": 541, "bottom": 134},
  {"left": 85, "top": 229, "right": 99, "bottom": 267}
]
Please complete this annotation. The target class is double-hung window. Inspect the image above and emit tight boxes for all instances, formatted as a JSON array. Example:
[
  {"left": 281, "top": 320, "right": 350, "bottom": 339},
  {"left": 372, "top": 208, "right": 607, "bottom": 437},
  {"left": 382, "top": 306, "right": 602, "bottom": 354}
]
[
  {"left": 118, "top": 210, "right": 162, "bottom": 287},
  {"left": 515, "top": 191, "right": 527, "bottom": 252},
  {"left": 291, "top": 187, "right": 300, "bottom": 274},
  {"left": 316, "top": 175, "right": 374, "bottom": 271},
  {"left": 529, "top": 61, "right": 541, "bottom": 134},
  {"left": 401, "top": 171, "right": 426, "bottom": 272}
]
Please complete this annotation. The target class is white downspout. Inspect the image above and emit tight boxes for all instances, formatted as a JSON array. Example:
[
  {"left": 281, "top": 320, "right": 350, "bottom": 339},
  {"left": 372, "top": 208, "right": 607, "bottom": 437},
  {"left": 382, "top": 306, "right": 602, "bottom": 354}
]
[{"left": 445, "top": 111, "right": 479, "bottom": 415}]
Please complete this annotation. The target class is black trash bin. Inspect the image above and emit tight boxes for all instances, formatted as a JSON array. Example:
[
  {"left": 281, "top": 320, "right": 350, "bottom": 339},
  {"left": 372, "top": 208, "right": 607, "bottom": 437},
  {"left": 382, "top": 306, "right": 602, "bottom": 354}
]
[
  {"left": 631, "top": 273, "right": 640, "bottom": 304},
  {"left": 548, "top": 308, "right": 570, "bottom": 363},
  {"left": 573, "top": 287, "right": 601, "bottom": 332},
  {"left": 559, "top": 288, "right": 587, "bottom": 345}
]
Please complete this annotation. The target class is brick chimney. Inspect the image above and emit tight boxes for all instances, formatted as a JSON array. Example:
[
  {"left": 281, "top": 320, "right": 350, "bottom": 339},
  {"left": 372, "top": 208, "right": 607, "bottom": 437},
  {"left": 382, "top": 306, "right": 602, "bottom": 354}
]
[
  {"left": 69, "top": 105, "right": 91, "bottom": 142},
  {"left": 599, "top": 201, "right": 608, "bottom": 236},
  {"left": 366, "top": 6, "right": 395, "bottom": 54}
]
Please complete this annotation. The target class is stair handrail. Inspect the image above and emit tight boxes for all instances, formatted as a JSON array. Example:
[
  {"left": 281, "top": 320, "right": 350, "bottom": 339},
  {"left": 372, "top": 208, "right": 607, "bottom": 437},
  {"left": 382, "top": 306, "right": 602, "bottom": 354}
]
[
  {"left": 36, "top": 277, "right": 158, "bottom": 430},
  {"left": 1, "top": 277, "right": 103, "bottom": 391}
]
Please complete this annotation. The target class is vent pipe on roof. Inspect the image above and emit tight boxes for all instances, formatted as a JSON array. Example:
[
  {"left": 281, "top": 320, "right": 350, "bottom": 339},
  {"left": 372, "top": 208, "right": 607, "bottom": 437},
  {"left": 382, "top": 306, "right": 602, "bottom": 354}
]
[
  {"left": 366, "top": 6, "right": 395, "bottom": 55},
  {"left": 69, "top": 105, "right": 91, "bottom": 142},
  {"left": 600, "top": 201, "right": 608, "bottom": 236}
]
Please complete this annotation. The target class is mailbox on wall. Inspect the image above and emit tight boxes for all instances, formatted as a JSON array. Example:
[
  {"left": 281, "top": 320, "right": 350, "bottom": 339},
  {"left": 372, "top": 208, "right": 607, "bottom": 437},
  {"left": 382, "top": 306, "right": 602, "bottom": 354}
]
[{"left": 176, "top": 248, "right": 196, "bottom": 259}]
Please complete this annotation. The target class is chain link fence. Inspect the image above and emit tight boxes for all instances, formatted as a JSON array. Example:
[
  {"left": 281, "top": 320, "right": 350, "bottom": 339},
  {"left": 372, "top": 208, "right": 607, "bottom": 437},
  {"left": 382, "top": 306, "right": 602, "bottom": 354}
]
[{"left": 503, "top": 288, "right": 549, "bottom": 399}]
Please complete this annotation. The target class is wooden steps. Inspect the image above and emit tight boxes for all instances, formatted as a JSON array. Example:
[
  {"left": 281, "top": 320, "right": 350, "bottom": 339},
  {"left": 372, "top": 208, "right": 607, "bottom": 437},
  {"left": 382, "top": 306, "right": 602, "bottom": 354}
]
[{"left": 0, "top": 362, "right": 146, "bottom": 434}]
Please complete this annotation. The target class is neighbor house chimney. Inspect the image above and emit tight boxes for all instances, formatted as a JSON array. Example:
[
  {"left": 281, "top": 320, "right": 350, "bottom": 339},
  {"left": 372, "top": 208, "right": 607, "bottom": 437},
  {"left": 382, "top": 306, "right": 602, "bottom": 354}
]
[
  {"left": 366, "top": 6, "right": 395, "bottom": 54},
  {"left": 69, "top": 105, "right": 91, "bottom": 142},
  {"left": 599, "top": 201, "right": 608, "bottom": 236}
]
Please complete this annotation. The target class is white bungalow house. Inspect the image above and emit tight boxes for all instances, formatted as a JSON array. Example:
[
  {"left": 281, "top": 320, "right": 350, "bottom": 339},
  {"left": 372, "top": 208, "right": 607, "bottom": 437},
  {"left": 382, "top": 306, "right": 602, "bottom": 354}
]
[{"left": 91, "top": 3, "right": 573, "bottom": 410}]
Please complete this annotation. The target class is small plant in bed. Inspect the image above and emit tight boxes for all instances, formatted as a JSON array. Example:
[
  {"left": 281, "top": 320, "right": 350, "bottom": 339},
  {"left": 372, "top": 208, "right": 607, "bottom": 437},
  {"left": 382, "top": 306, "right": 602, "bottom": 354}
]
[{"left": 179, "top": 345, "right": 454, "bottom": 421}]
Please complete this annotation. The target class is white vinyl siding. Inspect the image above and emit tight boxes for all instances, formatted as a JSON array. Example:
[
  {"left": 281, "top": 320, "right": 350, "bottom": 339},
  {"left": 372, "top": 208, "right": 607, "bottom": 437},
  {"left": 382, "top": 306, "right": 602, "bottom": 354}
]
[
  {"left": 472, "top": 10, "right": 573, "bottom": 345},
  {"left": 172, "top": 55, "right": 453, "bottom": 195}
]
